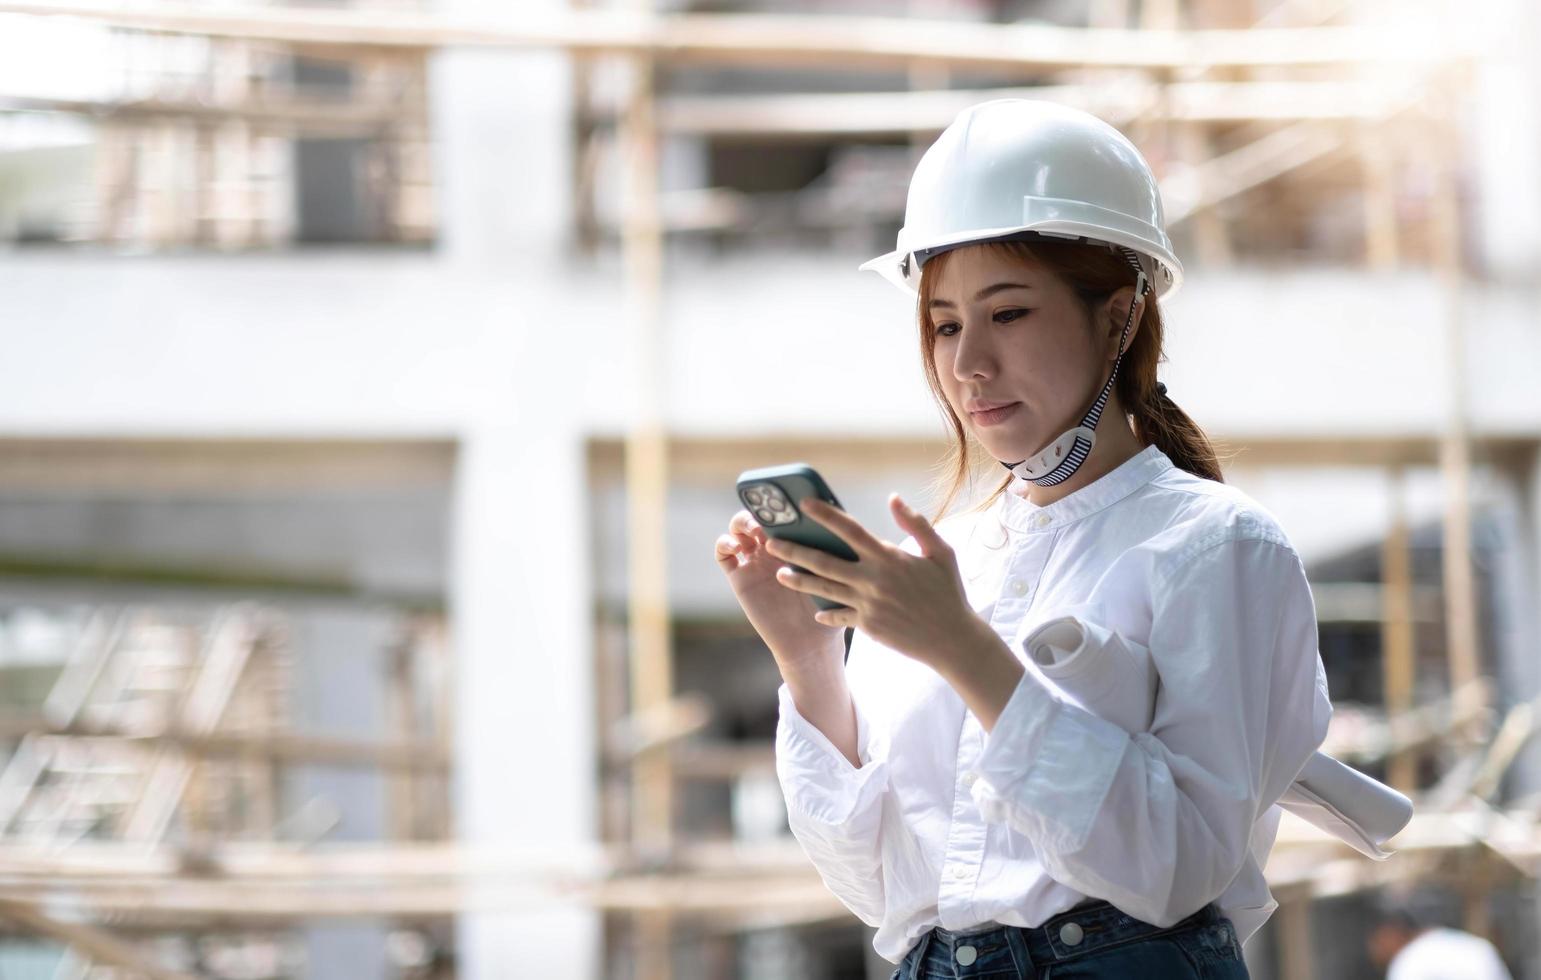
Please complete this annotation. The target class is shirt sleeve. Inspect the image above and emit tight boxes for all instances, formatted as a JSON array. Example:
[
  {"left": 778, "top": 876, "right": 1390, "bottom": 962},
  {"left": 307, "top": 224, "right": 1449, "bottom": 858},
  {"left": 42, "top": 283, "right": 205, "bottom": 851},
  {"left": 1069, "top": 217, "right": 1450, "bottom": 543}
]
[
  {"left": 966, "top": 533, "right": 1333, "bottom": 927},
  {"left": 774, "top": 676, "right": 890, "bottom": 926}
]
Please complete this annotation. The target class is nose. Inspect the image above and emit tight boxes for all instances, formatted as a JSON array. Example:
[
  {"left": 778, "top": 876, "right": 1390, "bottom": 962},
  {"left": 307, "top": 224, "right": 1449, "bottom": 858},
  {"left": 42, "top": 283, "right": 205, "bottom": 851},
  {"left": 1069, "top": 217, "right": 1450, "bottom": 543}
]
[{"left": 951, "top": 320, "right": 995, "bottom": 382}]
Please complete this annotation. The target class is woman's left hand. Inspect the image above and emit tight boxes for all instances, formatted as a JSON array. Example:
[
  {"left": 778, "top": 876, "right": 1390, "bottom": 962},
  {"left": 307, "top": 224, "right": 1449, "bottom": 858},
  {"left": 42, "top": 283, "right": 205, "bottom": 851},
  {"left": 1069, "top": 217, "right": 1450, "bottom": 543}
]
[{"left": 764, "top": 494, "right": 987, "bottom": 674}]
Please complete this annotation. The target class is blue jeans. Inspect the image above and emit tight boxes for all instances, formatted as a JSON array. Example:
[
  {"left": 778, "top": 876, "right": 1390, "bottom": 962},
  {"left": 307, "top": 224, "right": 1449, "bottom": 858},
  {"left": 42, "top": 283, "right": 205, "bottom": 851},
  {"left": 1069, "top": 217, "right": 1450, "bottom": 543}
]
[{"left": 888, "top": 900, "right": 1249, "bottom": 979}]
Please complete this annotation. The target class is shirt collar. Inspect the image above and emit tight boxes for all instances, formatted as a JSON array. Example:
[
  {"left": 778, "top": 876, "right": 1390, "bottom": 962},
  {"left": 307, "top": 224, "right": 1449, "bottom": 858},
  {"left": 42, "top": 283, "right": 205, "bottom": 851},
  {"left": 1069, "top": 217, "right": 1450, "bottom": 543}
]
[{"left": 998, "top": 443, "right": 1173, "bottom": 532}]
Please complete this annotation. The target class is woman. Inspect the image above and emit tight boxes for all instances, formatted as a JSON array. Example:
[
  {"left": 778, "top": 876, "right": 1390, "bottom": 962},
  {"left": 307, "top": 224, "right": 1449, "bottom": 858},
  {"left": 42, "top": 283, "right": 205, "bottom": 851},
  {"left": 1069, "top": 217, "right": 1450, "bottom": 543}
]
[{"left": 714, "top": 99, "right": 1332, "bottom": 979}]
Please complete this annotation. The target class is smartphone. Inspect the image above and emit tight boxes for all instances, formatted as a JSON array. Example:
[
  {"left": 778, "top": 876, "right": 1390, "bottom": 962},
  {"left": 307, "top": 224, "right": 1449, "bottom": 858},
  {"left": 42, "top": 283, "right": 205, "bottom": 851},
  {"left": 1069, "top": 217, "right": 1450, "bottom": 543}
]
[{"left": 735, "top": 462, "right": 857, "bottom": 616}]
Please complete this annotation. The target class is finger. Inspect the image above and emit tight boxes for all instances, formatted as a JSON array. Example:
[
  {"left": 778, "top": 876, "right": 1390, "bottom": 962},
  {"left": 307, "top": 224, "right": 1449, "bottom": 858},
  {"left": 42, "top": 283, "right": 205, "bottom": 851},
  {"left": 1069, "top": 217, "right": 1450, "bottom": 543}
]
[
  {"left": 774, "top": 566, "right": 859, "bottom": 606},
  {"left": 889, "top": 494, "right": 950, "bottom": 559},
  {"left": 729, "top": 510, "right": 769, "bottom": 545},
  {"left": 715, "top": 533, "right": 745, "bottom": 572},
  {"left": 732, "top": 529, "right": 759, "bottom": 557},
  {"left": 813, "top": 607, "right": 857, "bottom": 629},
  {"left": 764, "top": 537, "right": 859, "bottom": 585},
  {"left": 797, "top": 498, "right": 884, "bottom": 559},
  {"left": 729, "top": 509, "right": 759, "bottom": 534}
]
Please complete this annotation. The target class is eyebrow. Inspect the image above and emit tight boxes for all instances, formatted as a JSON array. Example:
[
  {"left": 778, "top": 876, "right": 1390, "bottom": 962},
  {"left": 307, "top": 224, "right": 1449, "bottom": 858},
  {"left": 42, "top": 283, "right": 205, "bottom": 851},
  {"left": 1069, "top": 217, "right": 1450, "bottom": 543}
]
[{"left": 928, "top": 282, "right": 1033, "bottom": 310}]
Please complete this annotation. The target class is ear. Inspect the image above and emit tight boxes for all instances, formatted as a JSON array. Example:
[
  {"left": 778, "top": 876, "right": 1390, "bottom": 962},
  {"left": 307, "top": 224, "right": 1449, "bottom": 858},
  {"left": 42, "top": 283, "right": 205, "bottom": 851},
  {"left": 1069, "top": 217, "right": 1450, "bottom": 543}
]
[{"left": 1105, "top": 285, "right": 1145, "bottom": 356}]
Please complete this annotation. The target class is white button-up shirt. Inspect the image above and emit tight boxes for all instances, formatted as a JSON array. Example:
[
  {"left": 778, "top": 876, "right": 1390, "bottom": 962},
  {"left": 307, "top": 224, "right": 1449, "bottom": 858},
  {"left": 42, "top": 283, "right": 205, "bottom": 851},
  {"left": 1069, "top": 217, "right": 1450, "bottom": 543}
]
[{"left": 774, "top": 444, "right": 1334, "bottom": 965}]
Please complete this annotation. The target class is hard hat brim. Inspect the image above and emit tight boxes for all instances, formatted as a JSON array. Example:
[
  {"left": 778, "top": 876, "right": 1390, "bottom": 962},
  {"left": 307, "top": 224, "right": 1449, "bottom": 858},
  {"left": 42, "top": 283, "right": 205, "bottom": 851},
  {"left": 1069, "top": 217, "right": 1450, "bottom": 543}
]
[{"left": 860, "top": 224, "right": 1183, "bottom": 302}]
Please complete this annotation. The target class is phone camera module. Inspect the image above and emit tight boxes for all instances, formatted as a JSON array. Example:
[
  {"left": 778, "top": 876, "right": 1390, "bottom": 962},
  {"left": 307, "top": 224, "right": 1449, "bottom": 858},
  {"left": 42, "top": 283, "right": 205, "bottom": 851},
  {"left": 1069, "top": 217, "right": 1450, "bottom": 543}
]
[{"left": 745, "top": 483, "right": 797, "bottom": 527}]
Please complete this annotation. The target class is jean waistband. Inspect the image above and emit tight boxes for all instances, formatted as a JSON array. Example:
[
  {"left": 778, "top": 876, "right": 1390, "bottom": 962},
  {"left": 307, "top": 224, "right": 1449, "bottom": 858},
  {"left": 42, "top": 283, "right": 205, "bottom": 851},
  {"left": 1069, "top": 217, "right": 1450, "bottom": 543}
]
[{"left": 913, "top": 899, "right": 1221, "bottom": 968}]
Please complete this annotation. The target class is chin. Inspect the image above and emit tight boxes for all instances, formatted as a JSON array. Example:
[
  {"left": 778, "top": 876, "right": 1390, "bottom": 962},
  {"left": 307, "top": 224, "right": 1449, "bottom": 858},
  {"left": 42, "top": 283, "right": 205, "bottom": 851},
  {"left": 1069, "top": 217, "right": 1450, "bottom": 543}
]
[{"left": 977, "top": 432, "right": 1038, "bottom": 461}]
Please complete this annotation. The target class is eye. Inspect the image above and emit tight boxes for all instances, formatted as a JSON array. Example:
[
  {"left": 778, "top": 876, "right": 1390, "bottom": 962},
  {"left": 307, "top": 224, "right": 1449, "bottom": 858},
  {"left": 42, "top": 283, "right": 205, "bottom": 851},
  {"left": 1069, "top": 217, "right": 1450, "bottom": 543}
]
[{"left": 934, "top": 309, "right": 1029, "bottom": 338}]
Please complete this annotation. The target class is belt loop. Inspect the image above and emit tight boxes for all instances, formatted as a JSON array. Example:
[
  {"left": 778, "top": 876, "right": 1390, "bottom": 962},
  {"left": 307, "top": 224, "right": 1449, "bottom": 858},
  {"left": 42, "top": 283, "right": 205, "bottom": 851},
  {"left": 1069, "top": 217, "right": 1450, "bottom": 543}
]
[
  {"left": 1003, "top": 923, "right": 1035, "bottom": 978},
  {"left": 905, "top": 929, "right": 934, "bottom": 980}
]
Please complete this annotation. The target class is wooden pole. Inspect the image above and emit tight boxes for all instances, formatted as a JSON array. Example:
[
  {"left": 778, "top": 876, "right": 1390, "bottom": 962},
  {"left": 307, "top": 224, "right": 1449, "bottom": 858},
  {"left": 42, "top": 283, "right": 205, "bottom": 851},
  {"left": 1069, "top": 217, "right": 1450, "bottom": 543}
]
[
  {"left": 388, "top": 623, "right": 417, "bottom": 841},
  {"left": 1461, "top": 848, "right": 1495, "bottom": 939},
  {"left": 1383, "top": 465, "right": 1418, "bottom": 792},
  {"left": 570, "top": 0, "right": 601, "bottom": 256},
  {"left": 905, "top": 0, "right": 949, "bottom": 163},
  {"left": 0, "top": 4, "right": 1476, "bottom": 71},
  {"left": 620, "top": 9, "right": 671, "bottom": 861},
  {"left": 1360, "top": 124, "right": 1399, "bottom": 268},
  {"left": 1275, "top": 885, "right": 1315, "bottom": 980},
  {"left": 0, "top": 898, "right": 201, "bottom": 980},
  {"left": 1178, "top": 119, "right": 1234, "bottom": 266},
  {"left": 618, "top": 4, "right": 676, "bottom": 976},
  {"left": 1429, "top": 68, "right": 1482, "bottom": 702},
  {"left": 246, "top": 624, "right": 279, "bottom": 837}
]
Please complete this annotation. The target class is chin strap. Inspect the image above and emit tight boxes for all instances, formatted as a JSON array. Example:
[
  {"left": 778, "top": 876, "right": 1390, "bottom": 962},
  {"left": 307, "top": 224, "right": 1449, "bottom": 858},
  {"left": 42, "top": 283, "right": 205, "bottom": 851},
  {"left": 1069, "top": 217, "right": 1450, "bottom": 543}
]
[{"left": 1001, "top": 248, "right": 1151, "bottom": 487}]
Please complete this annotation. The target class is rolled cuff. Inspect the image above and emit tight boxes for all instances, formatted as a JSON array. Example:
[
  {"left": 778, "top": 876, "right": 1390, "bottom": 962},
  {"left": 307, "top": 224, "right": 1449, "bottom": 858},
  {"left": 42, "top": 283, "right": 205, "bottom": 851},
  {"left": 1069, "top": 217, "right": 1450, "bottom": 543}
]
[
  {"left": 775, "top": 682, "right": 889, "bottom": 826},
  {"left": 968, "top": 669, "right": 1128, "bottom": 851}
]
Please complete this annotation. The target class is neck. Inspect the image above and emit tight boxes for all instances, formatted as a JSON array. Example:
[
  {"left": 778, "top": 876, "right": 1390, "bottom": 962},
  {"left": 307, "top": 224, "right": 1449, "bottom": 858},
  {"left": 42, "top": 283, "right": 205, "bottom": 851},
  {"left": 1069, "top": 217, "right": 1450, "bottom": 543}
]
[{"left": 1011, "top": 394, "right": 1144, "bottom": 506}]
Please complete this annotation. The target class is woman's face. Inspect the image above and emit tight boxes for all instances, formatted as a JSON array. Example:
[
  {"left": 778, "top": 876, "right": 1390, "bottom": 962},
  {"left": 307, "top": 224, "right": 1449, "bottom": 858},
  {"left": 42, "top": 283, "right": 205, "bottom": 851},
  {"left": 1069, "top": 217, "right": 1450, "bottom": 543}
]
[{"left": 928, "top": 245, "right": 1118, "bottom": 466}]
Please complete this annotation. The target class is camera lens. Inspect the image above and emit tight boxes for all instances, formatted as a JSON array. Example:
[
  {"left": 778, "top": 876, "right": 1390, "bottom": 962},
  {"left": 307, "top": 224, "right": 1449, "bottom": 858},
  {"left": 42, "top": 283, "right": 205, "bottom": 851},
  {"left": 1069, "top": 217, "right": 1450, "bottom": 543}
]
[
  {"left": 754, "top": 507, "right": 775, "bottom": 525},
  {"left": 767, "top": 496, "right": 787, "bottom": 512},
  {"left": 744, "top": 488, "right": 764, "bottom": 506}
]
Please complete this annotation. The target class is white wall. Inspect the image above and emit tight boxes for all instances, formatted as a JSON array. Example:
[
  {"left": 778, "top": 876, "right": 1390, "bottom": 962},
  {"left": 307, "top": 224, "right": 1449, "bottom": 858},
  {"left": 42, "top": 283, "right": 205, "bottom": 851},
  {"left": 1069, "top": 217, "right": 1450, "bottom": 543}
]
[{"left": 2, "top": 254, "right": 1537, "bottom": 441}]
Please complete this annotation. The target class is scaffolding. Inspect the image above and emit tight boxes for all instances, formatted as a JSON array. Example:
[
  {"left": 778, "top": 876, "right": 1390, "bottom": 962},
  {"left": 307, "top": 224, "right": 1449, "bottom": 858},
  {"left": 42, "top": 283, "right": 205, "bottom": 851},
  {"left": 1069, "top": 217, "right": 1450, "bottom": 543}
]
[{"left": 0, "top": 2, "right": 1532, "bottom": 979}]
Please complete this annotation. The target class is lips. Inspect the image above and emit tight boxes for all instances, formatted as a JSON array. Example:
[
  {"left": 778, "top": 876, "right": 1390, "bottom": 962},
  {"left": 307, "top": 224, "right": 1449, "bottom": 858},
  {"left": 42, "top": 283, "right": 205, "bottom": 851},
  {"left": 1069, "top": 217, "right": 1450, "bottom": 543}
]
[
  {"left": 969, "top": 402, "right": 1022, "bottom": 426},
  {"left": 966, "top": 398, "right": 1019, "bottom": 414}
]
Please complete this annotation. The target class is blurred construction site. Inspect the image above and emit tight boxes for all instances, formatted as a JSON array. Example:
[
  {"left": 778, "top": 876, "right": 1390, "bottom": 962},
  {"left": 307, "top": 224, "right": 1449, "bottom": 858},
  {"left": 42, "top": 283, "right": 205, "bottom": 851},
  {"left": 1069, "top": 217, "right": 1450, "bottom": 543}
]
[{"left": 0, "top": 0, "right": 1536, "bottom": 977}]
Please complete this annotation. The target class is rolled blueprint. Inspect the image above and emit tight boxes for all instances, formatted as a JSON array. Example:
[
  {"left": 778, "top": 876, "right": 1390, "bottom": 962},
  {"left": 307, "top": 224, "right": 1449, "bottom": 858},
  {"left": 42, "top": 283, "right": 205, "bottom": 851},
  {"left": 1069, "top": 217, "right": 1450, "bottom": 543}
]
[{"left": 1021, "top": 614, "right": 1413, "bottom": 860}]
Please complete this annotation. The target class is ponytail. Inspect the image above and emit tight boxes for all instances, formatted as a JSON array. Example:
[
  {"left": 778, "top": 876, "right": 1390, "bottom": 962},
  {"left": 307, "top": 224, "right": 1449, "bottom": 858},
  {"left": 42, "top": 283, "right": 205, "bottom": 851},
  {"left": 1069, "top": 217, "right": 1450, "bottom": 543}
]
[{"left": 1121, "top": 380, "right": 1226, "bottom": 484}]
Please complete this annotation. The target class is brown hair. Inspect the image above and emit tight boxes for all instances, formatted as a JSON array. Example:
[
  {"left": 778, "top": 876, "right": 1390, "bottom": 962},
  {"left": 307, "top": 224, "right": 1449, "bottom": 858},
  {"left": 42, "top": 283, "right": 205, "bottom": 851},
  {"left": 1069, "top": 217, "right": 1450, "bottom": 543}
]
[{"left": 917, "top": 238, "right": 1231, "bottom": 523}]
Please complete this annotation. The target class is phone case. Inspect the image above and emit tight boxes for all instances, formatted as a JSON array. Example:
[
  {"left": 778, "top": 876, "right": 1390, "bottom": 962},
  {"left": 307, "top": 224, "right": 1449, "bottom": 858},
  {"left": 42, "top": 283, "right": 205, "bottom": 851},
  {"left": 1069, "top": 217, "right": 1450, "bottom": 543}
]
[{"left": 736, "top": 462, "right": 857, "bottom": 612}]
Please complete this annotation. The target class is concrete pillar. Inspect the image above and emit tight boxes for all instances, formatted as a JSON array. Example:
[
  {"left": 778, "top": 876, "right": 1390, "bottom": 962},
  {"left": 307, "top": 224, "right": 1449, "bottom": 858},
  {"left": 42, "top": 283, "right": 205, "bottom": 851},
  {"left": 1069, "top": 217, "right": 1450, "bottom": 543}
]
[
  {"left": 451, "top": 422, "right": 597, "bottom": 980},
  {"left": 430, "top": 1, "right": 595, "bottom": 972},
  {"left": 1471, "top": 0, "right": 1541, "bottom": 281},
  {"left": 427, "top": 0, "right": 573, "bottom": 266}
]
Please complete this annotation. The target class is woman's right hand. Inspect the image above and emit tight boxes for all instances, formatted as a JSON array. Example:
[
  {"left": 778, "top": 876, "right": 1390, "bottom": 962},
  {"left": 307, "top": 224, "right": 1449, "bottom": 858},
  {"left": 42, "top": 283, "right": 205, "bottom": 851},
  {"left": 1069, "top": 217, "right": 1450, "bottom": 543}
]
[{"left": 715, "top": 509, "right": 845, "bottom": 669}]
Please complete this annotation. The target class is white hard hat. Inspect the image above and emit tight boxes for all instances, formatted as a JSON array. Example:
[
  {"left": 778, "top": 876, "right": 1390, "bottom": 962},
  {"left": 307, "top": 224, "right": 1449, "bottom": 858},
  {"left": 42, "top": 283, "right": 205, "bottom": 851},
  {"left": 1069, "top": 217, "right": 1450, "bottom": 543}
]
[{"left": 859, "top": 98, "right": 1183, "bottom": 301}]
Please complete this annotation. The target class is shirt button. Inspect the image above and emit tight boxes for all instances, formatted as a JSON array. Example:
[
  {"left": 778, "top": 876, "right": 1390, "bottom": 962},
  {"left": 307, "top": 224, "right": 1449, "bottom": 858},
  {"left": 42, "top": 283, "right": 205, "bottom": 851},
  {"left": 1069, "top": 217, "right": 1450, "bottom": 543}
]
[
  {"left": 962, "top": 771, "right": 977, "bottom": 788},
  {"left": 956, "top": 945, "right": 978, "bottom": 966},
  {"left": 1008, "top": 579, "right": 1027, "bottom": 597},
  {"left": 950, "top": 865, "right": 969, "bottom": 879},
  {"left": 1059, "top": 921, "right": 1085, "bottom": 946},
  {"left": 1034, "top": 513, "right": 1051, "bottom": 528}
]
